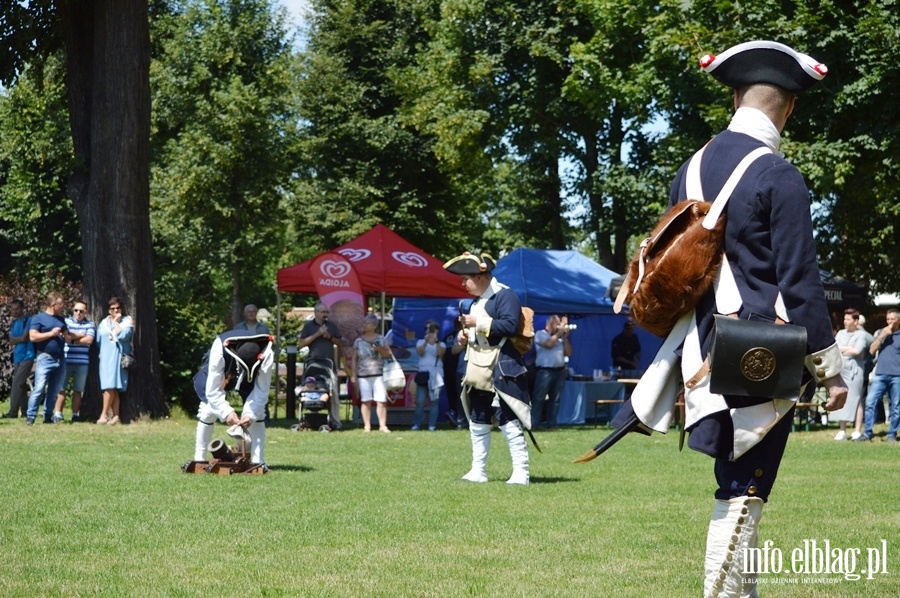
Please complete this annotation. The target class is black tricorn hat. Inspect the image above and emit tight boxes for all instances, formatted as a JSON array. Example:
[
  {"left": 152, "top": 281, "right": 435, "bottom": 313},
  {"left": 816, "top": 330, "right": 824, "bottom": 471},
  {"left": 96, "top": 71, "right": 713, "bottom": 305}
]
[
  {"left": 443, "top": 251, "right": 496, "bottom": 275},
  {"left": 699, "top": 40, "right": 827, "bottom": 93},
  {"left": 222, "top": 333, "right": 272, "bottom": 382}
]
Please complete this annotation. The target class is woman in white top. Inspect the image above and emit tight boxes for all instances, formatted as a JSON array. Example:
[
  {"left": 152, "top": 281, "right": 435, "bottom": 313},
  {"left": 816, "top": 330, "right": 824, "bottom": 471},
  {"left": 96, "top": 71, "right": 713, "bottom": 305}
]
[
  {"left": 413, "top": 320, "right": 445, "bottom": 430},
  {"left": 351, "top": 315, "right": 393, "bottom": 432}
]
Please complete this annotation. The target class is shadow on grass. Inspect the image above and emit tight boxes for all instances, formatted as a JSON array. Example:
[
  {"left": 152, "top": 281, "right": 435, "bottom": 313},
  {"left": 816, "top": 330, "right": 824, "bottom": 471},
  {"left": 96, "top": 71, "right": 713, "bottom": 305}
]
[
  {"left": 267, "top": 464, "right": 315, "bottom": 473},
  {"left": 530, "top": 475, "right": 581, "bottom": 484}
]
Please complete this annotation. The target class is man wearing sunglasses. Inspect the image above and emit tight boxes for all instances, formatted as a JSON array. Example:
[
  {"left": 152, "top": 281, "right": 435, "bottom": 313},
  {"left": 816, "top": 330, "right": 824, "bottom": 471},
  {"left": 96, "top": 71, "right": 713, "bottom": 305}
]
[{"left": 52, "top": 301, "right": 96, "bottom": 423}]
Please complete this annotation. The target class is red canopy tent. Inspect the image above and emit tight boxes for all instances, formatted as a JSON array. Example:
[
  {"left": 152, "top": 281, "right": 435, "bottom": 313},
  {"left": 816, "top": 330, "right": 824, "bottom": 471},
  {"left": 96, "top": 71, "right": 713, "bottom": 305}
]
[
  {"left": 274, "top": 225, "right": 466, "bottom": 418},
  {"left": 277, "top": 223, "right": 466, "bottom": 299}
]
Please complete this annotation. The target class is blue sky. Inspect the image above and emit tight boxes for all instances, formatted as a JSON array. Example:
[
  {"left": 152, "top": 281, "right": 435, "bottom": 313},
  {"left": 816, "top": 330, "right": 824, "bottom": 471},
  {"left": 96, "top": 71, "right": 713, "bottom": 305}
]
[{"left": 277, "top": 0, "right": 309, "bottom": 26}]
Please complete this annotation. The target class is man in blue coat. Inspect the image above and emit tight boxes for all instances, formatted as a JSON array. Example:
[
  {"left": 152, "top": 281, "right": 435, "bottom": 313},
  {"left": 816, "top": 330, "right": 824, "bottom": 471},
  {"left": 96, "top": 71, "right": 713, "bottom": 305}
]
[
  {"left": 445, "top": 252, "right": 531, "bottom": 485},
  {"left": 612, "top": 41, "right": 848, "bottom": 596}
]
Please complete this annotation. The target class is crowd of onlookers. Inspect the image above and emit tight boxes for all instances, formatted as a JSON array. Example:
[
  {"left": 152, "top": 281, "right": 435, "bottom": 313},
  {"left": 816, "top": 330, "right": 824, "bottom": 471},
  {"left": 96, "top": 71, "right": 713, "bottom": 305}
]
[
  {"left": 832, "top": 307, "right": 900, "bottom": 442},
  {"left": 2, "top": 292, "right": 134, "bottom": 425},
  {"left": 6, "top": 293, "right": 897, "bottom": 440}
]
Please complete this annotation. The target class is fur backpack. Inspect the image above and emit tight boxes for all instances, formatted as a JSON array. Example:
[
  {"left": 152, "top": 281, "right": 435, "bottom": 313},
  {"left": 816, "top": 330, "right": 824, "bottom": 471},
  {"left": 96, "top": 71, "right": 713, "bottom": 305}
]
[
  {"left": 614, "top": 145, "right": 772, "bottom": 337},
  {"left": 512, "top": 306, "right": 535, "bottom": 355}
]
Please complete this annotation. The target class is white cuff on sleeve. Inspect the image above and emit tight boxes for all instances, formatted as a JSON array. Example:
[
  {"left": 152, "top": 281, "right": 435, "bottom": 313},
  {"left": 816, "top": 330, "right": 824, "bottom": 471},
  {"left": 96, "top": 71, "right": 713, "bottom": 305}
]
[
  {"left": 475, "top": 314, "right": 492, "bottom": 338},
  {"left": 805, "top": 343, "right": 843, "bottom": 382}
]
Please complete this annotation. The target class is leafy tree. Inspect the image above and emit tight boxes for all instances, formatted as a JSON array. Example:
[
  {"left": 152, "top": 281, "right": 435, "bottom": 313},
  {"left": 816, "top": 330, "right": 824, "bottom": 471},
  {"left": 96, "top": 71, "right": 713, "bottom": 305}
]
[
  {"left": 148, "top": 0, "right": 300, "bottom": 406},
  {"left": 293, "top": 0, "right": 466, "bottom": 260},
  {"left": 1, "top": 0, "right": 167, "bottom": 420},
  {"left": 151, "top": 0, "right": 298, "bottom": 323},
  {"left": 648, "top": 0, "right": 900, "bottom": 295},
  {"left": 0, "top": 54, "right": 80, "bottom": 280},
  {"left": 402, "top": 0, "right": 668, "bottom": 269}
]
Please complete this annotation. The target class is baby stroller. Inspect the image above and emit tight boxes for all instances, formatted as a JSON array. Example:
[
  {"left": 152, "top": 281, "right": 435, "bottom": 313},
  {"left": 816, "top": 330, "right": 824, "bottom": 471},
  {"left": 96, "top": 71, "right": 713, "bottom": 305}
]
[{"left": 291, "top": 358, "right": 337, "bottom": 432}]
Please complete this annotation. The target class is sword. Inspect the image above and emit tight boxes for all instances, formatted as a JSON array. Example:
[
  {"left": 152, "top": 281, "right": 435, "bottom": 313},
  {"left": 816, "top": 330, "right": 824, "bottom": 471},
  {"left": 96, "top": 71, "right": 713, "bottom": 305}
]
[{"left": 573, "top": 411, "right": 640, "bottom": 463}]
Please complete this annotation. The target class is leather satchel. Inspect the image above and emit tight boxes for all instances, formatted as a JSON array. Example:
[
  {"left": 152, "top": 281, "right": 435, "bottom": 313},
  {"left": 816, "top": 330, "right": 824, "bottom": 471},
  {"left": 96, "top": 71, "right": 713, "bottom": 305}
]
[{"left": 709, "top": 315, "right": 807, "bottom": 399}]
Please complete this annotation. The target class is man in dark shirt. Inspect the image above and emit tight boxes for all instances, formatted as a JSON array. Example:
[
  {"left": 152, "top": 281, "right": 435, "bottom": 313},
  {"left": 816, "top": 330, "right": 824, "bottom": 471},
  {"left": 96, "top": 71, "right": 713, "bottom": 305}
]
[
  {"left": 298, "top": 302, "right": 342, "bottom": 428},
  {"left": 611, "top": 320, "right": 641, "bottom": 372},
  {"left": 298, "top": 303, "right": 342, "bottom": 361},
  {"left": 25, "top": 292, "right": 70, "bottom": 425}
]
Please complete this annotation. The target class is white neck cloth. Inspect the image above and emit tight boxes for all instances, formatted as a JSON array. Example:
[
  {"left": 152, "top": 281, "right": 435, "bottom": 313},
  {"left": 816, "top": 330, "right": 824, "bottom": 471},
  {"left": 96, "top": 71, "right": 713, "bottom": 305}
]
[{"left": 727, "top": 107, "right": 782, "bottom": 153}]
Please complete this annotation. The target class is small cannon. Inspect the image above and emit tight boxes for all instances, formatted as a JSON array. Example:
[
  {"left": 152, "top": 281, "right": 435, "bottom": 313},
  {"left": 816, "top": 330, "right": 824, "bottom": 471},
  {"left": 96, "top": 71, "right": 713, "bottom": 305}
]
[{"left": 181, "top": 437, "right": 267, "bottom": 475}]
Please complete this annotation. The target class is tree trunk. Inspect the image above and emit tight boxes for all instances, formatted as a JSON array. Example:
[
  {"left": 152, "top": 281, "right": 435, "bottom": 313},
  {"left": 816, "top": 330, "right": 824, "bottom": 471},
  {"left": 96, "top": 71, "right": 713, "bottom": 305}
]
[{"left": 60, "top": 0, "right": 167, "bottom": 420}]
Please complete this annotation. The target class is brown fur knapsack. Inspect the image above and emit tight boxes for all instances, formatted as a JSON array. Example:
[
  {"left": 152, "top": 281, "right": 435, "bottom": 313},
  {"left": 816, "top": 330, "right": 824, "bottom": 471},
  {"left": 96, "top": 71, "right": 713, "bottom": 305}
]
[
  {"left": 614, "top": 145, "right": 772, "bottom": 338},
  {"left": 614, "top": 200, "right": 725, "bottom": 337},
  {"left": 512, "top": 306, "right": 535, "bottom": 354}
]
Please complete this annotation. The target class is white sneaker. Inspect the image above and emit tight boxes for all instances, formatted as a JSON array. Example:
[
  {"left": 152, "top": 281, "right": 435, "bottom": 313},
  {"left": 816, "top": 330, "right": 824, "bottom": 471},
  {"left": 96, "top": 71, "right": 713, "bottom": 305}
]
[
  {"left": 834, "top": 430, "right": 847, "bottom": 441},
  {"left": 850, "top": 431, "right": 862, "bottom": 440}
]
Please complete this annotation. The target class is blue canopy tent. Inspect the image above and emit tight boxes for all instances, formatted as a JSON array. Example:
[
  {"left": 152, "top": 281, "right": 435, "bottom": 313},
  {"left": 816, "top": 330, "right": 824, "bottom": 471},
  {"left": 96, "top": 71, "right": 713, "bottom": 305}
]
[
  {"left": 491, "top": 248, "right": 660, "bottom": 377},
  {"left": 393, "top": 249, "right": 661, "bottom": 382}
]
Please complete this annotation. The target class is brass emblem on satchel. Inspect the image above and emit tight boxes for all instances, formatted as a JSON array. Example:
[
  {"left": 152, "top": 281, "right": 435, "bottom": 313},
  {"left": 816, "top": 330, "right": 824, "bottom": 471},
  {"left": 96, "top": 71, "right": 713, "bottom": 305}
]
[{"left": 740, "top": 348, "right": 776, "bottom": 382}]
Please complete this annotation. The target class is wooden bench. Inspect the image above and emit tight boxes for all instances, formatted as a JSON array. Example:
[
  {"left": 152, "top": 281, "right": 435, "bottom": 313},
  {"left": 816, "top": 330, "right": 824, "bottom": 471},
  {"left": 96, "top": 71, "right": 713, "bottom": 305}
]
[
  {"left": 592, "top": 400, "right": 625, "bottom": 428},
  {"left": 792, "top": 402, "right": 821, "bottom": 432}
]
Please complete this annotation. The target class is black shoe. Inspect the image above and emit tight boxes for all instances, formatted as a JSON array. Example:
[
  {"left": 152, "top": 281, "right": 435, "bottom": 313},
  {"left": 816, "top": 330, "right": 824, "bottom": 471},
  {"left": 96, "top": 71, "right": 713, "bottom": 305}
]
[
  {"left": 1, "top": 413, "right": 14, "bottom": 419},
  {"left": 445, "top": 410, "right": 458, "bottom": 425}
]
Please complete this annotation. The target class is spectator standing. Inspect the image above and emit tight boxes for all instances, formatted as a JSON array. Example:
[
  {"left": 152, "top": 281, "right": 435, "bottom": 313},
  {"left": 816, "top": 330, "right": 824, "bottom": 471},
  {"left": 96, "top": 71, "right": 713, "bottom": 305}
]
[
  {"left": 412, "top": 320, "right": 445, "bottom": 431},
  {"left": 25, "top": 292, "right": 69, "bottom": 425},
  {"left": 611, "top": 320, "right": 641, "bottom": 374},
  {"left": 443, "top": 320, "right": 467, "bottom": 428},
  {"left": 96, "top": 297, "right": 134, "bottom": 425},
  {"left": 831, "top": 308, "right": 867, "bottom": 440},
  {"left": 234, "top": 304, "right": 270, "bottom": 334},
  {"left": 856, "top": 308, "right": 900, "bottom": 442},
  {"left": 52, "top": 301, "right": 95, "bottom": 423},
  {"left": 850, "top": 314, "right": 876, "bottom": 439},
  {"left": 351, "top": 315, "right": 393, "bottom": 432},
  {"left": 531, "top": 315, "right": 571, "bottom": 428},
  {"left": 3, "top": 298, "right": 34, "bottom": 419},
  {"left": 298, "top": 302, "right": 343, "bottom": 429}
]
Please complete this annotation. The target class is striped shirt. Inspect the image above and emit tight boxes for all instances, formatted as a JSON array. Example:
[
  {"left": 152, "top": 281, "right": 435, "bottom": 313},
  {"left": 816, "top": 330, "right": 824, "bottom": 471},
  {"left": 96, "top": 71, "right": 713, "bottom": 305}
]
[{"left": 64, "top": 316, "right": 96, "bottom": 366}]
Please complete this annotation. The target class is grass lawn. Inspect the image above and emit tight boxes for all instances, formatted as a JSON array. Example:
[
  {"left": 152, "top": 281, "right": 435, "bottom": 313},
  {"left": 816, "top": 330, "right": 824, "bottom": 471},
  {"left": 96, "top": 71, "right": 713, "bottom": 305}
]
[{"left": 0, "top": 410, "right": 897, "bottom": 597}]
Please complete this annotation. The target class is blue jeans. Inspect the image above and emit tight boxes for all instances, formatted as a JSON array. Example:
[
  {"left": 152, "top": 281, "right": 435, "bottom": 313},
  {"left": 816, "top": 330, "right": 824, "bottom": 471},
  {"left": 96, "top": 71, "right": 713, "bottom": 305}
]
[
  {"left": 863, "top": 374, "right": 900, "bottom": 438},
  {"left": 414, "top": 384, "right": 441, "bottom": 429},
  {"left": 531, "top": 367, "right": 566, "bottom": 427},
  {"left": 26, "top": 353, "right": 67, "bottom": 421}
]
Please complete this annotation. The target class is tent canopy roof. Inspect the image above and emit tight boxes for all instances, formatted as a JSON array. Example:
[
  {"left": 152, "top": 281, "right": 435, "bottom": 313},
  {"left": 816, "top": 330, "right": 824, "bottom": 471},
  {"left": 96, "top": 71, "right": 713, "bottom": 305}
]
[
  {"left": 277, "top": 224, "right": 466, "bottom": 299},
  {"left": 493, "top": 248, "right": 619, "bottom": 314}
]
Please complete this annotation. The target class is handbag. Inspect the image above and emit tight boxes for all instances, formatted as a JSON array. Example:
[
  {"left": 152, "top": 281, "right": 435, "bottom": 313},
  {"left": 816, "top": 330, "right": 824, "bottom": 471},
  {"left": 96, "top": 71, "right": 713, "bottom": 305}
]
[
  {"left": 120, "top": 353, "right": 137, "bottom": 370},
  {"left": 382, "top": 357, "right": 406, "bottom": 391},
  {"left": 708, "top": 315, "right": 807, "bottom": 398},
  {"left": 462, "top": 344, "right": 501, "bottom": 391},
  {"left": 414, "top": 370, "right": 430, "bottom": 385}
]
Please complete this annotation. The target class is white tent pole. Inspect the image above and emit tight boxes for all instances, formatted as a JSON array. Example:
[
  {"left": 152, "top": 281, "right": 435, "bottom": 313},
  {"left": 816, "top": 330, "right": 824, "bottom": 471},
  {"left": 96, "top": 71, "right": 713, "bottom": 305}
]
[{"left": 274, "top": 288, "right": 282, "bottom": 419}]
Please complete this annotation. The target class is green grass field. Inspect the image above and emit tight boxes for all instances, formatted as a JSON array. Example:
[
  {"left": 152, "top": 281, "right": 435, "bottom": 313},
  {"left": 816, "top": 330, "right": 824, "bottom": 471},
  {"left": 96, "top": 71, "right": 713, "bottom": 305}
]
[{"left": 0, "top": 411, "right": 897, "bottom": 597}]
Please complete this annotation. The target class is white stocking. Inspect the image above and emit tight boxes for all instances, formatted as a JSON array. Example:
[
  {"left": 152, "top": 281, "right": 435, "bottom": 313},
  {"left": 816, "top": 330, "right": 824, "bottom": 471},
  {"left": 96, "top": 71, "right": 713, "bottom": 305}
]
[{"left": 704, "top": 496, "right": 764, "bottom": 598}]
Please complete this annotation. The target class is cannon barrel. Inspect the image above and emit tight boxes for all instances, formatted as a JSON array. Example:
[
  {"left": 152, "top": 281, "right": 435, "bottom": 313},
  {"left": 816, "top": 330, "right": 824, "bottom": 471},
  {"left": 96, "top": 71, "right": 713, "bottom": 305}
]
[{"left": 208, "top": 438, "right": 234, "bottom": 461}]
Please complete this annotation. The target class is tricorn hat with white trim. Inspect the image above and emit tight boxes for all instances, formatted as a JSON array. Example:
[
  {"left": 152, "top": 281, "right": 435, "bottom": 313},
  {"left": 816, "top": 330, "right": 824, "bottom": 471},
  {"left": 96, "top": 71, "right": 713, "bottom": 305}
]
[
  {"left": 222, "top": 333, "right": 272, "bottom": 382},
  {"left": 699, "top": 40, "right": 827, "bottom": 93},
  {"left": 443, "top": 251, "right": 496, "bottom": 275}
]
